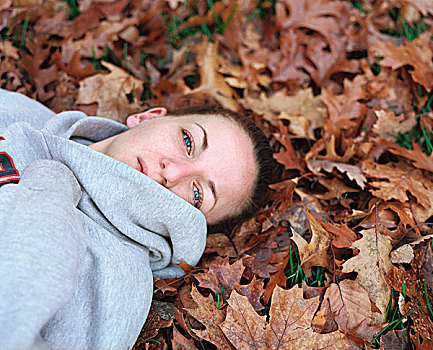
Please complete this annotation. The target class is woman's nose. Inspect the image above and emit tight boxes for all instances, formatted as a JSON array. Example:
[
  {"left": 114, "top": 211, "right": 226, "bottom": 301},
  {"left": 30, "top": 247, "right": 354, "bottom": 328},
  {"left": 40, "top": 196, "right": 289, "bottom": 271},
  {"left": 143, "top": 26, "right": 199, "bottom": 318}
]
[{"left": 160, "top": 158, "right": 194, "bottom": 186}]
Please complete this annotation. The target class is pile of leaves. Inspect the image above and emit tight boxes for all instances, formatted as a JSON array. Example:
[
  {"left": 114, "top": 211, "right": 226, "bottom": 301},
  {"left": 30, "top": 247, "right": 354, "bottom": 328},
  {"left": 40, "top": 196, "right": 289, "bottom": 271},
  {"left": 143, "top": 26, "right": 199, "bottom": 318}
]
[{"left": 2, "top": 0, "right": 433, "bottom": 348}]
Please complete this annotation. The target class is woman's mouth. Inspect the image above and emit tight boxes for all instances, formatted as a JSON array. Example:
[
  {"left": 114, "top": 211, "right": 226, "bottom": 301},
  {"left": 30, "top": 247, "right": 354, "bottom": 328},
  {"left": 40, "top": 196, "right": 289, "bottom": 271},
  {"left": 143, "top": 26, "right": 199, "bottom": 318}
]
[{"left": 136, "top": 157, "right": 148, "bottom": 176}]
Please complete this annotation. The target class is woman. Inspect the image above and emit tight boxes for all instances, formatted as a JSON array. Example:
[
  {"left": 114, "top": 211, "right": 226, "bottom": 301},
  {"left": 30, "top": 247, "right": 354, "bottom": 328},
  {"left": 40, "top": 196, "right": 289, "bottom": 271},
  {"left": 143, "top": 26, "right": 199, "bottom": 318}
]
[{"left": 0, "top": 89, "right": 273, "bottom": 349}]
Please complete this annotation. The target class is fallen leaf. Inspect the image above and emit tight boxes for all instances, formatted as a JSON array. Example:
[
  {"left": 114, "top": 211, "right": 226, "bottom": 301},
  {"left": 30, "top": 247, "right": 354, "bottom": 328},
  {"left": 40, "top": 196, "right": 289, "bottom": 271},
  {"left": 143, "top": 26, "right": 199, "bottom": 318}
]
[
  {"left": 176, "top": 38, "right": 240, "bottom": 112},
  {"left": 275, "top": 0, "right": 349, "bottom": 44},
  {"left": 277, "top": 88, "right": 327, "bottom": 139},
  {"left": 291, "top": 210, "right": 333, "bottom": 278},
  {"left": 308, "top": 159, "right": 367, "bottom": 189},
  {"left": 76, "top": 61, "right": 144, "bottom": 122},
  {"left": 171, "top": 325, "right": 197, "bottom": 350},
  {"left": 321, "top": 221, "right": 359, "bottom": 249},
  {"left": 185, "top": 285, "right": 234, "bottom": 350},
  {"left": 361, "top": 159, "right": 433, "bottom": 209},
  {"left": 273, "top": 121, "right": 305, "bottom": 172},
  {"left": 220, "top": 286, "right": 350, "bottom": 349},
  {"left": 205, "top": 234, "right": 237, "bottom": 257},
  {"left": 372, "top": 109, "right": 417, "bottom": 141},
  {"left": 373, "top": 32, "right": 433, "bottom": 91},
  {"left": 342, "top": 227, "right": 393, "bottom": 324},
  {"left": 320, "top": 280, "right": 372, "bottom": 331},
  {"left": 320, "top": 75, "right": 367, "bottom": 129},
  {"left": 377, "top": 138, "right": 433, "bottom": 173}
]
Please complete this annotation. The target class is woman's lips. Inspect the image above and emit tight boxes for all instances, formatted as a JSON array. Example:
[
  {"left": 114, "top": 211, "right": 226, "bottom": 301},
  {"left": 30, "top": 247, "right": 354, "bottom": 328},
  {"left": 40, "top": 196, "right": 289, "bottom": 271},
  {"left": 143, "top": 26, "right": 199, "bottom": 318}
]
[{"left": 136, "top": 157, "right": 148, "bottom": 176}]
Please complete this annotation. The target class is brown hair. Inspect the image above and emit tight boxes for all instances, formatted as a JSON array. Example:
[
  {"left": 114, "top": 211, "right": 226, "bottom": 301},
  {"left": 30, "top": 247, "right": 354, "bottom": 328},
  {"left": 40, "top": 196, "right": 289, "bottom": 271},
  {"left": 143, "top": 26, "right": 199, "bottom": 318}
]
[{"left": 169, "top": 105, "right": 275, "bottom": 225}]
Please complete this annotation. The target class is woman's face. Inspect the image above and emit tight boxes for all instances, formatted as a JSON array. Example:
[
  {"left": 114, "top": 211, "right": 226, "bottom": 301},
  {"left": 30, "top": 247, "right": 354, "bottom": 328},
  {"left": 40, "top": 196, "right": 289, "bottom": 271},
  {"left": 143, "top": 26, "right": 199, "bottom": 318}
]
[{"left": 89, "top": 109, "right": 257, "bottom": 224}]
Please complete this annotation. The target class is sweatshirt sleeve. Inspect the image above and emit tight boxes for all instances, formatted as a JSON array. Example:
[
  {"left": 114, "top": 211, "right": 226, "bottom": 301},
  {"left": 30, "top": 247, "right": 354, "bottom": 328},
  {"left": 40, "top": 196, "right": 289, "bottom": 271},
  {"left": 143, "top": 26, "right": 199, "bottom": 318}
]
[
  {"left": 0, "top": 159, "right": 86, "bottom": 349},
  {"left": 0, "top": 89, "right": 56, "bottom": 130}
]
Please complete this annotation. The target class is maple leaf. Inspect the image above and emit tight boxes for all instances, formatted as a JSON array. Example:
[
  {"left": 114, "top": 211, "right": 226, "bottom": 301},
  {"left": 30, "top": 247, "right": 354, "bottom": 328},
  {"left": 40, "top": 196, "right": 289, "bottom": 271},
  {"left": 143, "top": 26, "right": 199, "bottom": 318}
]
[
  {"left": 185, "top": 285, "right": 234, "bottom": 350},
  {"left": 373, "top": 32, "right": 433, "bottom": 91},
  {"left": 342, "top": 227, "right": 393, "bottom": 324},
  {"left": 176, "top": 38, "right": 240, "bottom": 112},
  {"left": 361, "top": 159, "right": 433, "bottom": 209},
  {"left": 220, "top": 286, "right": 350, "bottom": 349},
  {"left": 291, "top": 210, "right": 333, "bottom": 278},
  {"left": 171, "top": 325, "right": 197, "bottom": 350},
  {"left": 76, "top": 61, "right": 145, "bottom": 122},
  {"left": 194, "top": 257, "right": 264, "bottom": 310}
]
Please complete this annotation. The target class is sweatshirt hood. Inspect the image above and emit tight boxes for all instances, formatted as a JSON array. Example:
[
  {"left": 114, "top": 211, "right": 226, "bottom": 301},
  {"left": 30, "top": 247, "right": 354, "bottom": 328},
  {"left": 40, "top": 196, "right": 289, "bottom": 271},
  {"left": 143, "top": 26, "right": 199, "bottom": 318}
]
[{"left": 41, "top": 112, "right": 207, "bottom": 276}]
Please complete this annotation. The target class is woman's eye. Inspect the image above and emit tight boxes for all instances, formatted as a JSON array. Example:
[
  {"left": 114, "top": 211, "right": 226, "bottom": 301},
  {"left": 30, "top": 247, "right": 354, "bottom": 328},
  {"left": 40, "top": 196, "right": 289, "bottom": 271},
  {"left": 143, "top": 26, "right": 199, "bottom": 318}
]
[
  {"left": 182, "top": 130, "right": 193, "bottom": 155},
  {"left": 193, "top": 184, "right": 202, "bottom": 209}
]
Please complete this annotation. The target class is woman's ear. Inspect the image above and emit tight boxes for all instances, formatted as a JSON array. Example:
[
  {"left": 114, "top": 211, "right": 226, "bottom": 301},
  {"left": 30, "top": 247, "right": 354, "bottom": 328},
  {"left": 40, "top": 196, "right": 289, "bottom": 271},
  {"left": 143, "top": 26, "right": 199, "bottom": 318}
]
[{"left": 126, "top": 107, "right": 167, "bottom": 128}]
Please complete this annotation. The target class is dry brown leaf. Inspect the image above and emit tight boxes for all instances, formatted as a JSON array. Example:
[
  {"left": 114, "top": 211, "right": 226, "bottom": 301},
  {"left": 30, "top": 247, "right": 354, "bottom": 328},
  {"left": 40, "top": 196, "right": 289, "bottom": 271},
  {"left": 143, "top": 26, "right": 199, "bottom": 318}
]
[
  {"left": 220, "top": 286, "right": 350, "bottom": 349},
  {"left": 240, "top": 88, "right": 326, "bottom": 135},
  {"left": 390, "top": 244, "right": 414, "bottom": 264},
  {"left": 76, "top": 62, "right": 144, "bottom": 122},
  {"left": 275, "top": 0, "right": 349, "bottom": 43},
  {"left": 176, "top": 38, "right": 240, "bottom": 112},
  {"left": 321, "top": 221, "right": 359, "bottom": 249},
  {"left": 373, "top": 32, "right": 433, "bottom": 91},
  {"left": 185, "top": 285, "right": 234, "bottom": 350},
  {"left": 321, "top": 280, "right": 372, "bottom": 331},
  {"left": 273, "top": 122, "right": 305, "bottom": 172},
  {"left": 342, "top": 227, "right": 393, "bottom": 324},
  {"left": 0, "top": 41, "right": 19, "bottom": 60},
  {"left": 361, "top": 159, "right": 433, "bottom": 209},
  {"left": 320, "top": 75, "right": 367, "bottom": 129},
  {"left": 171, "top": 325, "right": 197, "bottom": 350},
  {"left": 204, "top": 234, "right": 237, "bottom": 257},
  {"left": 308, "top": 159, "right": 367, "bottom": 189},
  {"left": 291, "top": 210, "right": 333, "bottom": 278},
  {"left": 194, "top": 257, "right": 244, "bottom": 301},
  {"left": 405, "top": 0, "right": 433, "bottom": 15},
  {"left": 377, "top": 137, "right": 433, "bottom": 173},
  {"left": 277, "top": 89, "right": 327, "bottom": 139},
  {"left": 372, "top": 110, "right": 417, "bottom": 141}
]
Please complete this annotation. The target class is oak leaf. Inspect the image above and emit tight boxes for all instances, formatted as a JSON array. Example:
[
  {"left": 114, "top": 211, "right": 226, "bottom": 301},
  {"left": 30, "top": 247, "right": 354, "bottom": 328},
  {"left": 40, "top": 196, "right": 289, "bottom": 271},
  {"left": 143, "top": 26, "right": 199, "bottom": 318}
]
[
  {"left": 304, "top": 33, "right": 360, "bottom": 87},
  {"left": 405, "top": 0, "right": 433, "bottom": 15},
  {"left": 377, "top": 137, "right": 433, "bottom": 173},
  {"left": 273, "top": 122, "right": 305, "bottom": 172},
  {"left": 220, "top": 286, "right": 350, "bottom": 349},
  {"left": 373, "top": 32, "right": 433, "bottom": 91},
  {"left": 308, "top": 159, "right": 367, "bottom": 189},
  {"left": 177, "top": 38, "right": 240, "bottom": 112},
  {"left": 320, "top": 75, "right": 367, "bottom": 129},
  {"left": 320, "top": 280, "right": 372, "bottom": 332},
  {"left": 291, "top": 210, "right": 333, "bottom": 278},
  {"left": 342, "top": 227, "right": 393, "bottom": 324},
  {"left": 275, "top": 0, "right": 349, "bottom": 43},
  {"left": 76, "top": 61, "right": 144, "bottom": 122},
  {"left": 372, "top": 110, "right": 417, "bottom": 141},
  {"left": 361, "top": 159, "right": 433, "bottom": 209},
  {"left": 321, "top": 221, "right": 359, "bottom": 249}
]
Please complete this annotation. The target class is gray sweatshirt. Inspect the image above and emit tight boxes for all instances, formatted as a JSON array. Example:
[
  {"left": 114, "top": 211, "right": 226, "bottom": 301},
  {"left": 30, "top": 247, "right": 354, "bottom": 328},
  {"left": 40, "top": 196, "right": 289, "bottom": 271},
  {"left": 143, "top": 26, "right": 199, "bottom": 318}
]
[{"left": 0, "top": 89, "right": 207, "bottom": 349}]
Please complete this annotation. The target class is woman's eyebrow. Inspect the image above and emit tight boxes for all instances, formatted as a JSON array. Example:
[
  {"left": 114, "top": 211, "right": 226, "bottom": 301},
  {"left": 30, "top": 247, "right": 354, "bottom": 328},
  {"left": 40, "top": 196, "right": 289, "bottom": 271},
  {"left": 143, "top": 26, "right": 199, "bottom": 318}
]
[{"left": 194, "top": 122, "right": 208, "bottom": 150}]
